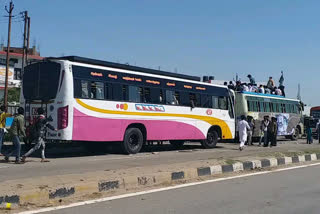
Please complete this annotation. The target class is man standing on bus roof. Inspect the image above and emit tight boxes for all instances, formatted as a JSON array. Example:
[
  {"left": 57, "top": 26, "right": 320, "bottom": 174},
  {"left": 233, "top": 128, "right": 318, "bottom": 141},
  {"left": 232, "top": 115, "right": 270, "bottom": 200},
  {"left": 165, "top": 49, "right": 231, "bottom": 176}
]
[
  {"left": 0, "top": 106, "right": 11, "bottom": 156},
  {"left": 22, "top": 108, "right": 57, "bottom": 163},
  {"left": 279, "top": 71, "right": 286, "bottom": 97},
  {"left": 238, "top": 115, "right": 251, "bottom": 151},
  {"left": 247, "top": 74, "right": 256, "bottom": 85},
  {"left": 4, "top": 107, "right": 25, "bottom": 164}
]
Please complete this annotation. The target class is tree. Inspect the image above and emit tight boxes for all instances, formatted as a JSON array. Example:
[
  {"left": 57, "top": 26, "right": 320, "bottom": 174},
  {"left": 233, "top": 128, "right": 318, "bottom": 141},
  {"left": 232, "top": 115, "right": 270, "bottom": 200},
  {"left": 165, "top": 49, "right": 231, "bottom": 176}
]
[{"left": 1, "top": 87, "right": 20, "bottom": 104}]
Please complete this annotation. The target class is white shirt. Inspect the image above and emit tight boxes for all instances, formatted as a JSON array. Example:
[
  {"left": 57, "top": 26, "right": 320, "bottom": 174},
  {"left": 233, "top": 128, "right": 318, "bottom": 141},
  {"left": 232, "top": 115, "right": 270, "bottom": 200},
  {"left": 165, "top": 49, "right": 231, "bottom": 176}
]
[
  {"left": 238, "top": 120, "right": 250, "bottom": 142},
  {"left": 242, "top": 85, "right": 249, "bottom": 92},
  {"left": 275, "top": 88, "right": 282, "bottom": 95},
  {"left": 259, "top": 87, "right": 265, "bottom": 94}
]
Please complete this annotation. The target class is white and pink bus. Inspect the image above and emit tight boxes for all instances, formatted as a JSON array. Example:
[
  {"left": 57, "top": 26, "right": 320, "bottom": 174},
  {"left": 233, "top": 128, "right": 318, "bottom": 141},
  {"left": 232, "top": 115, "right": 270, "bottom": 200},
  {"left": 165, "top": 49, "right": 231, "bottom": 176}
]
[{"left": 21, "top": 56, "right": 235, "bottom": 154}]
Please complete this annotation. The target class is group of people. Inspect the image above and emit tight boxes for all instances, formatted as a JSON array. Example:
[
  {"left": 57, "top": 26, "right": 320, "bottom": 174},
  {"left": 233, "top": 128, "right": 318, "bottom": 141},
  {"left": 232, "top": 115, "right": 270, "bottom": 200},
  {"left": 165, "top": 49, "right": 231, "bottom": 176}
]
[
  {"left": 306, "top": 119, "right": 320, "bottom": 144},
  {"left": 238, "top": 115, "right": 278, "bottom": 151},
  {"left": 225, "top": 72, "right": 285, "bottom": 97},
  {"left": 0, "top": 106, "right": 56, "bottom": 164}
]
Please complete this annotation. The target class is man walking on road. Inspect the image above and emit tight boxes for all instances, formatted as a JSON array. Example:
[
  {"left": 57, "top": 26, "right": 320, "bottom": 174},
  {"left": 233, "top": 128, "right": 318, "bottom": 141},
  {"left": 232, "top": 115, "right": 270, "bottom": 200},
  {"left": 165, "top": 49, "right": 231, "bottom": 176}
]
[
  {"left": 4, "top": 107, "right": 26, "bottom": 164},
  {"left": 238, "top": 115, "right": 251, "bottom": 151},
  {"left": 0, "top": 105, "right": 11, "bottom": 156},
  {"left": 22, "top": 108, "right": 57, "bottom": 163},
  {"left": 247, "top": 116, "right": 255, "bottom": 146}
]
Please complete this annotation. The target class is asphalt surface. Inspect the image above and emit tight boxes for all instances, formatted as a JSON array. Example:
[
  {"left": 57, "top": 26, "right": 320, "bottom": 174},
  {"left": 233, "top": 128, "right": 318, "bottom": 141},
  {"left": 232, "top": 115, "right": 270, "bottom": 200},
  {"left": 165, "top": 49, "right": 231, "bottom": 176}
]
[
  {"left": 43, "top": 164, "right": 320, "bottom": 214},
  {"left": 0, "top": 139, "right": 319, "bottom": 181}
]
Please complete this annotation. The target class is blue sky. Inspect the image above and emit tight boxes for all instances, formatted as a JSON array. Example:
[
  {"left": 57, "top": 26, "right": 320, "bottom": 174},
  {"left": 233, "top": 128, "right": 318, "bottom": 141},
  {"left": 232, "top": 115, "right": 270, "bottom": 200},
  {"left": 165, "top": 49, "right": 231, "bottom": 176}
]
[{"left": 0, "top": 0, "right": 319, "bottom": 106}]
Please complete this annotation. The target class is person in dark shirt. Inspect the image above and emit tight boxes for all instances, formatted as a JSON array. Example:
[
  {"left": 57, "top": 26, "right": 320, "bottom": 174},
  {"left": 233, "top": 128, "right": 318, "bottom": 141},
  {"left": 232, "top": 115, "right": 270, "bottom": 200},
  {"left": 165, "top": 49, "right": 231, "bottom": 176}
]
[
  {"left": 4, "top": 107, "right": 26, "bottom": 164},
  {"left": 268, "top": 117, "right": 278, "bottom": 147},
  {"left": 21, "top": 108, "right": 57, "bottom": 163}
]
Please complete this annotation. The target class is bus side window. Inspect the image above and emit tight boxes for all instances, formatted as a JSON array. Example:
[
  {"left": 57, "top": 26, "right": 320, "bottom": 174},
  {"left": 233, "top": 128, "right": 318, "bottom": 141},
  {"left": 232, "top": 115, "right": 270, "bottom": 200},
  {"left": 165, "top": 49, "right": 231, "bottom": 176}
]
[
  {"left": 201, "top": 94, "right": 211, "bottom": 108},
  {"left": 257, "top": 101, "right": 261, "bottom": 112},
  {"left": 105, "top": 83, "right": 111, "bottom": 100},
  {"left": 128, "top": 85, "right": 140, "bottom": 102},
  {"left": 81, "top": 80, "right": 89, "bottom": 98},
  {"left": 218, "top": 96, "right": 227, "bottom": 110},
  {"left": 174, "top": 92, "right": 180, "bottom": 105},
  {"left": 264, "top": 102, "right": 270, "bottom": 112},
  {"left": 73, "top": 79, "right": 82, "bottom": 98},
  {"left": 166, "top": 90, "right": 175, "bottom": 105},
  {"left": 270, "top": 102, "right": 274, "bottom": 112},
  {"left": 189, "top": 93, "right": 200, "bottom": 107},
  {"left": 144, "top": 88, "right": 151, "bottom": 103},
  {"left": 212, "top": 96, "right": 219, "bottom": 109},
  {"left": 90, "top": 82, "right": 104, "bottom": 100},
  {"left": 260, "top": 102, "right": 264, "bottom": 112},
  {"left": 112, "top": 84, "right": 125, "bottom": 101},
  {"left": 228, "top": 97, "right": 234, "bottom": 118},
  {"left": 150, "top": 88, "right": 162, "bottom": 104},
  {"left": 180, "top": 92, "right": 189, "bottom": 106}
]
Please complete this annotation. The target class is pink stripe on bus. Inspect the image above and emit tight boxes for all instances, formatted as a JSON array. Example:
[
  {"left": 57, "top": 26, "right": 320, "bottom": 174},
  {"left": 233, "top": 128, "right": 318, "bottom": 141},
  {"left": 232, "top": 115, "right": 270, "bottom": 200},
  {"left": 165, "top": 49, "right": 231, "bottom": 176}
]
[{"left": 72, "top": 108, "right": 205, "bottom": 142}]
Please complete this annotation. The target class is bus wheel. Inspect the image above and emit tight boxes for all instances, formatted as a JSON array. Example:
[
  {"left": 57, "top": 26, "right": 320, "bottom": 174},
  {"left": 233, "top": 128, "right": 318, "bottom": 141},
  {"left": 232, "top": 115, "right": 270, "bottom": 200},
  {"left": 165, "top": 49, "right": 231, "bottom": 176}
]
[
  {"left": 201, "top": 130, "right": 219, "bottom": 149},
  {"left": 122, "top": 128, "right": 144, "bottom": 154},
  {"left": 170, "top": 140, "right": 185, "bottom": 149},
  {"left": 291, "top": 128, "right": 299, "bottom": 141}
]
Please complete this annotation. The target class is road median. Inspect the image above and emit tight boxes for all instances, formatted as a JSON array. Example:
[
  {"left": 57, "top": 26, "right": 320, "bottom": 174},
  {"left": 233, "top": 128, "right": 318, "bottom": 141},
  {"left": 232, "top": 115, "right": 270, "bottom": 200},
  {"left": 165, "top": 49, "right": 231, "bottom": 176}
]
[{"left": 2, "top": 148, "right": 320, "bottom": 212}]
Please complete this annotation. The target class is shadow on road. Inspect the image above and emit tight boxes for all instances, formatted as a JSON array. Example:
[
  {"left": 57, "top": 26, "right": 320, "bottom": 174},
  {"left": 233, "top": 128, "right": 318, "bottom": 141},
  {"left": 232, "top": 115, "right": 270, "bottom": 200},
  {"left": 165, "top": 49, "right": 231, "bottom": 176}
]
[
  {"left": 1, "top": 137, "right": 297, "bottom": 159},
  {"left": 1, "top": 141, "right": 229, "bottom": 159}
]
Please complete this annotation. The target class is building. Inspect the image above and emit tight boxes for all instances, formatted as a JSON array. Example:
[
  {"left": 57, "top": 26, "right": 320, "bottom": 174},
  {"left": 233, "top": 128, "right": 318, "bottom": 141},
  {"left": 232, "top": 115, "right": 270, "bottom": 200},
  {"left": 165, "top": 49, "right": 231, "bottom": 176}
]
[{"left": 0, "top": 44, "right": 44, "bottom": 100}]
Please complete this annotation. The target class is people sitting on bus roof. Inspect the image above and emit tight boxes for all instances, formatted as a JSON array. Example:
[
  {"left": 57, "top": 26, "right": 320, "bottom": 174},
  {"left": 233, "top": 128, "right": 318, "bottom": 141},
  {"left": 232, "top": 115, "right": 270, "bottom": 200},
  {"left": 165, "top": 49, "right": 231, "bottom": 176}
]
[
  {"left": 224, "top": 82, "right": 228, "bottom": 86},
  {"left": 247, "top": 74, "right": 256, "bottom": 85},
  {"left": 267, "top": 77, "right": 275, "bottom": 90},
  {"left": 265, "top": 86, "right": 271, "bottom": 94},
  {"left": 275, "top": 87, "right": 282, "bottom": 96},
  {"left": 228, "top": 81, "right": 235, "bottom": 90},
  {"left": 235, "top": 81, "right": 242, "bottom": 92},
  {"left": 251, "top": 84, "right": 258, "bottom": 93},
  {"left": 242, "top": 83, "right": 249, "bottom": 92},
  {"left": 258, "top": 85, "right": 265, "bottom": 94}
]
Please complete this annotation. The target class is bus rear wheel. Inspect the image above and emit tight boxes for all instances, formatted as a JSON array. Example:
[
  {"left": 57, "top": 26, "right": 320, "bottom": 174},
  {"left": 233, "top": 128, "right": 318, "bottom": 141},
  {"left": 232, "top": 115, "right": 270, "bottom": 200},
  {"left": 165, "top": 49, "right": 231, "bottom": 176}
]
[
  {"left": 290, "top": 128, "right": 300, "bottom": 141},
  {"left": 122, "top": 128, "right": 144, "bottom": 154},
  {"left": 201, "top": 130, "right": 219, "bottom": 149},
  {"left": 170, "top": 140, "right": 185, "bottom": 149}
]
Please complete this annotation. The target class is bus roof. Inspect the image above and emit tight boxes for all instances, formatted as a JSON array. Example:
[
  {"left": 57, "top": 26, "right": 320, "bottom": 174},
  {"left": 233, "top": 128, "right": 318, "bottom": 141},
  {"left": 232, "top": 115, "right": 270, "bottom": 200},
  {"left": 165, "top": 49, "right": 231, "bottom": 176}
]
[
  {"left": 239, "top": 91, "right": 299, "bottom": 102},
  {"left": 47, "top": 56, "right": 201, "bottom": 82},
  {"left": 311, "top": 106, "right": 320, "bottom": 111}
]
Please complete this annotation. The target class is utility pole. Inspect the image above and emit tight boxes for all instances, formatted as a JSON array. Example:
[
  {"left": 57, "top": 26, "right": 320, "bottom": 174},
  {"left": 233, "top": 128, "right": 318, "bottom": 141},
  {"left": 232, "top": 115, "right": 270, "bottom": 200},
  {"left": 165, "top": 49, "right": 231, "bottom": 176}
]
[
  {"left": 26, "top": 16, "right": 31, "bottom": 64},
  {"left": 4, "top": 1, "right": 14, "bottom": 111},
  {"left": 297, "top": 83, "right": 301, "bottom": 101},
  {"left": 21, "top": 11, "right": 28, "bottom": 75}
]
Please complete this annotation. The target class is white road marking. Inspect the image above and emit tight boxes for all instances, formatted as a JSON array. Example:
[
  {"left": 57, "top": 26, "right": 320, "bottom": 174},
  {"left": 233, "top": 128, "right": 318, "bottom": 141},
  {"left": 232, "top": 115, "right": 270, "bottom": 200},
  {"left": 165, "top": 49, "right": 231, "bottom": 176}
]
[
  {"left": 18, "top": 162, "right": 320, "bottom": 214},
  {"left": 0, "top": 166, "right": 8, "bottom": 169}
]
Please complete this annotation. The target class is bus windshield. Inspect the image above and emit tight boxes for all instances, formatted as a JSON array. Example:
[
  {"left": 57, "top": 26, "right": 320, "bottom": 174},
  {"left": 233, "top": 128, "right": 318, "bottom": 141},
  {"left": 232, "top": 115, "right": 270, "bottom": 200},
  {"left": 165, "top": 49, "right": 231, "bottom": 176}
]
[
  {"left": 23, "top": 62, "right": 61, "bottom": 101},
  {"left": 311, "top": 110, "right": 320, "bottom": 119}
]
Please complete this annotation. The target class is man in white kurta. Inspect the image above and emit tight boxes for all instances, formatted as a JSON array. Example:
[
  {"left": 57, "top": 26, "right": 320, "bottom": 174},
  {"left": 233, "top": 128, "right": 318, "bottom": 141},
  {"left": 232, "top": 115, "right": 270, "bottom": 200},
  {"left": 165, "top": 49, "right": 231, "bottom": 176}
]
[{"left": 238, "top": 115, "right": 251, "bottom": 151}]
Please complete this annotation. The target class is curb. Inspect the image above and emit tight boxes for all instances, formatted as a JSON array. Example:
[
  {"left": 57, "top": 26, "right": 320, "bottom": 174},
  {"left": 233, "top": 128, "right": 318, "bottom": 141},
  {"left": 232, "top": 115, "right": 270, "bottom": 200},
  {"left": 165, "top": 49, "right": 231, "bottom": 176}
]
[{"left": 1, "top": 153, "right": 320, "bottom": 207}]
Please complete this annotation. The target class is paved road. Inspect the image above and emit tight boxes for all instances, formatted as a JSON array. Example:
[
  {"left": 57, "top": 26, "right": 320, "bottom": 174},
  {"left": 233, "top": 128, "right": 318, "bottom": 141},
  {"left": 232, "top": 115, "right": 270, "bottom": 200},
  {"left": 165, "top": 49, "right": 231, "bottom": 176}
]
[
  {"left": 44, "top": 164, "right": 320, "bottom": 214},
  {"left": 0, "top": 139, "right": 318, "bottom": 181}
]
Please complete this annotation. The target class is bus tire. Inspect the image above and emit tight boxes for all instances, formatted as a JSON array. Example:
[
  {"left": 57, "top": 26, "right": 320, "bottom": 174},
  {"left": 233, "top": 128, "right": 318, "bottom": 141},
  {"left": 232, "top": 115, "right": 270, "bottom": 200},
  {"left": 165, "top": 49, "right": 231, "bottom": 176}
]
[
  {"left": 201, "top": 130, "right": 219, "bottom": 149},
  {"left": 122, "top": 128, "right": 144, "bottom": 154},
  {"left": 291, "top": 128, "right": 299, "bottom": 141},
  {"left": 170, "top": 140, "right": 185, "bottom": 149}
]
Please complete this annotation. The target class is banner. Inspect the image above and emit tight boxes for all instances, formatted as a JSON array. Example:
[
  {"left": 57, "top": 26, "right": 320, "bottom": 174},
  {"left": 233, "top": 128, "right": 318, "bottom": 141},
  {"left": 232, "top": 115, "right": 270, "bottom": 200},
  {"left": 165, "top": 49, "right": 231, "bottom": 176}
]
[{"left": 0, "top": 64, "right": 14, "bottom": 82}]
